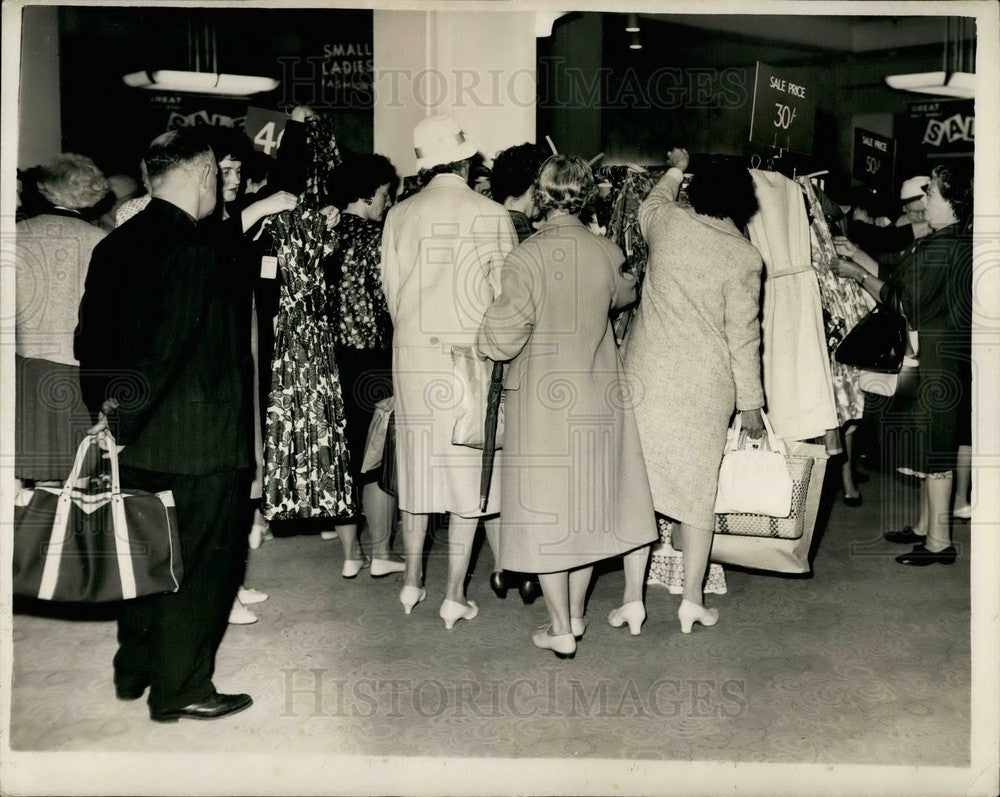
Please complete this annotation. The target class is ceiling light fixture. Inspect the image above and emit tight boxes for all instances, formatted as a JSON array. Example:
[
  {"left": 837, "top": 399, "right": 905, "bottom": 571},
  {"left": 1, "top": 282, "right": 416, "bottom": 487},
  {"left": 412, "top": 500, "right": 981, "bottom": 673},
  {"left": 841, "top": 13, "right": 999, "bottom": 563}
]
[
  {"left": 122, "top": 19, "right": 279, "bottom": 97},
  {"left": 885, "top": 17, "right": 975, "bottom": 98},
  {"left": 629, "top": 32, "right": 642, "bottom": 50},
  {"left": 625, "top": 13, "right": 641, "bottom": 33}
]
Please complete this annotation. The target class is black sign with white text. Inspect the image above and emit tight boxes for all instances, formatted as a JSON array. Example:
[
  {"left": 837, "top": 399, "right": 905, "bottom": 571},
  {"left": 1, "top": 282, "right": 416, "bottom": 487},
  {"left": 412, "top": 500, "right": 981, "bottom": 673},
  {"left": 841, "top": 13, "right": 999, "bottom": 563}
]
[
  {"left": 749, "top": 62, "right": 816, "bottom": 155},
  {"left": 852, "top": 127, "right": 895, "bottom": 195}
]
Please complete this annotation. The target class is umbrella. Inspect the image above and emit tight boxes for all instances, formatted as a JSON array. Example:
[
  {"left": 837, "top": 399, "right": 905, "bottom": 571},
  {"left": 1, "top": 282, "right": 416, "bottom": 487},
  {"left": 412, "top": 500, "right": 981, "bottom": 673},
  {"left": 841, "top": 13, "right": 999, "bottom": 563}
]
[{"left": 479, "top": 360, "right": 505, "bottom": 512}]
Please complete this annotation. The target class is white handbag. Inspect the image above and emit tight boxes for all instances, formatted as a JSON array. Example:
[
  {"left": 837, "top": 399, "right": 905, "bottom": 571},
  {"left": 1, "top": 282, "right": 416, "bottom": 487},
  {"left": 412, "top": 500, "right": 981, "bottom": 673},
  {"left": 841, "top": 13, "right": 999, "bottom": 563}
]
[{"left": 713, "top": 411, "right": 793, "bottom": 518}]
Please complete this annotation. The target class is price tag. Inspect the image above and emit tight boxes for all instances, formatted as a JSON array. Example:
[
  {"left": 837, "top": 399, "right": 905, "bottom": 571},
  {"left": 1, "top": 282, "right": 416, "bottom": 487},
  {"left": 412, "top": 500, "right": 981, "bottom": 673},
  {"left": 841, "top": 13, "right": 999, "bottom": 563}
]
[
  {"left": 260, "top": 255, "right": 278, "bottom": 280},
  {"left": 749, "top": 63, "right": 816, "bottom": 155}
]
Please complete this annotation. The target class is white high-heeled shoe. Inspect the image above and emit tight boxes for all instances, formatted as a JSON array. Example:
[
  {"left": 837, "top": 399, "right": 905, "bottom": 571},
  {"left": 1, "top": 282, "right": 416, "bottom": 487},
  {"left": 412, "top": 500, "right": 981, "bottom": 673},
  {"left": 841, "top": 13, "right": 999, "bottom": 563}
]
[
  {"left": 677, "top": 598, "right": 719, "bottom": 634},
  {"left": 439, "top": 599, "right": 479, "bottom": 630},
  {"left": 342, "top": 556, "right": 371, "bottom": 579},
  {"left": 228, "top": 599, "right": 258, "bottom": 625},
  {"left": 532, "top": 626, "right": 576, "bottom": 659},
  {"left": 399, "top": 586, "right": 426, "bottom": 615},
  {"left": 237, "top": 586, "right": 268, "bottom": 605},
  {"left": 570, "top": 617, "right": 587, "bottom": 639},
  {"left": 608, "top": 601, "right": 645, "bottom": 635},
  {"left": 370, "top": 558, "right": 406, "bottom": 578}
]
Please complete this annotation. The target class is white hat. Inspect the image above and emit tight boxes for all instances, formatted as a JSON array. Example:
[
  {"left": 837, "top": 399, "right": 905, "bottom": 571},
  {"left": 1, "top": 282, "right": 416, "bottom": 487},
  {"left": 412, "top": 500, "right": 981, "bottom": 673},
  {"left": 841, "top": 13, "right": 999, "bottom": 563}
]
[
  {"left": 900, "top": 175, "right": 930, "bottom": 204},
  {"left": 413, "top": 114, "right": 478, "bottom": 171}
]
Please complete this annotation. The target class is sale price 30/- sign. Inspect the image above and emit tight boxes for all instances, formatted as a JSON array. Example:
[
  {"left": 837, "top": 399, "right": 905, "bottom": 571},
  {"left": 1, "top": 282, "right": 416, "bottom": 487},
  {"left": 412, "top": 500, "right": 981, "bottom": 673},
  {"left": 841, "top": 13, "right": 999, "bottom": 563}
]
[{"left": 749, "top": 62, "right": 817, "bottom": 156}]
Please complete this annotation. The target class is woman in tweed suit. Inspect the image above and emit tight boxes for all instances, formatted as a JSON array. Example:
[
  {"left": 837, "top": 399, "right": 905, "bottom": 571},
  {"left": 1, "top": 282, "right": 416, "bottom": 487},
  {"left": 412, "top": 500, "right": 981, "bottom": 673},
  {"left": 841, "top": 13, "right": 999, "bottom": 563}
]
[{"left": 624, "top": 148, "right": 765, "bottom": 634}]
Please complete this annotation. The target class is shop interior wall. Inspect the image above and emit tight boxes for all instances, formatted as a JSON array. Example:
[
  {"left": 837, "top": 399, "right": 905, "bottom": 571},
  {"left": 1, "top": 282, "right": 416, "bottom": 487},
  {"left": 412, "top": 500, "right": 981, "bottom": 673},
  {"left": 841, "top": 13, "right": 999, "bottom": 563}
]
[
  {"left": 540, "top": 12, "right": 950, "bottom": 182},
  {"left": 16, "top": 6, "right": 62, "bottom": 170},
  {"left": 32, "top": 7, "right": 375, "bottom": 178}
]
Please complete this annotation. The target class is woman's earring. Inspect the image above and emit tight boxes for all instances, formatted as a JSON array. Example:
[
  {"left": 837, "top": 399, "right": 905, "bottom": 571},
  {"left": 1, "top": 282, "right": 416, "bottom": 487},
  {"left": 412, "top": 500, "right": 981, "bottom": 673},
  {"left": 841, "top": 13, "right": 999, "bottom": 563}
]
[{"left": 365, "top": 198, "right": 373, "bottom": 205}]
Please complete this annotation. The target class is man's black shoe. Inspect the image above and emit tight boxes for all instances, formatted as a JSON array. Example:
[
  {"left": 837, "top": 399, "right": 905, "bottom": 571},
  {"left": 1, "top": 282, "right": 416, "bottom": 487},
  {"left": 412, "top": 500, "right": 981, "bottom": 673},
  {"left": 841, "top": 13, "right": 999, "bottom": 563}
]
[
  {"left": 150, "top": 692, "right": 253, "bottom": 723},
  {"left": 115, "top": 683, "right": 147, "bottom": 701}
]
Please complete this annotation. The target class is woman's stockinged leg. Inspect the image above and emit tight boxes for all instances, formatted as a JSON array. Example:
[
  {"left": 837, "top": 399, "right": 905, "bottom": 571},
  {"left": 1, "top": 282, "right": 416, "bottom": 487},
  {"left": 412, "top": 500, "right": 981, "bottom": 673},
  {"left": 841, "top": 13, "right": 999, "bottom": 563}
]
[
  {"left": 622, "top": 545, "right": 650, "bottom": 605},
  {"left": 538, "top": 571, "right": 571, "bottom": 636},
  {"left": 363, "top": 481, "right": 396, "bottom": 561},
  {"left": 925, "top": 472, "right": 953, "bottom": 551},
  {"left": 400, "top": 510, "right": 428, "bottom": 588},
  {"left": 568, "top": 566, "right": 593, "bottom": 621},
  {"left": 679, "top": 522, "right": 713, "bottom": 606},
  {"left": 444, "top": 514, "right": 479, "bottom": 605}
]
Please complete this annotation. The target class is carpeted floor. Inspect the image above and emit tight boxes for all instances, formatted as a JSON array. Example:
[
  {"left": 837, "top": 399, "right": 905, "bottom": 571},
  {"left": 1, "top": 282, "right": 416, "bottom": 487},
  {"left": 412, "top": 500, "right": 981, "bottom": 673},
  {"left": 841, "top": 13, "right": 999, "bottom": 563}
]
[{"left": 9, "top": 468, "right": 971, "bottom": 766}]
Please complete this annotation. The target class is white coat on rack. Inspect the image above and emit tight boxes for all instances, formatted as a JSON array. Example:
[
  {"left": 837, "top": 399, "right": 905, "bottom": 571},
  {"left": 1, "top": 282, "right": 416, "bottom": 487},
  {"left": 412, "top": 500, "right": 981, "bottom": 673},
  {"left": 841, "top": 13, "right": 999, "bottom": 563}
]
[{"left": 747, "top": 169, "right": 838, "bottom": 442}]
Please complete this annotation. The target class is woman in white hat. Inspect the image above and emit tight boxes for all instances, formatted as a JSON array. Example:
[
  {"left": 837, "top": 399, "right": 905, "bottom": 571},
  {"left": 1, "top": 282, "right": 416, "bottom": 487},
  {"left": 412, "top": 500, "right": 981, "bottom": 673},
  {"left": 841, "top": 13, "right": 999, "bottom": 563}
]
[{"left": 381, "top": 114, "right": 518, "bottom": 627}]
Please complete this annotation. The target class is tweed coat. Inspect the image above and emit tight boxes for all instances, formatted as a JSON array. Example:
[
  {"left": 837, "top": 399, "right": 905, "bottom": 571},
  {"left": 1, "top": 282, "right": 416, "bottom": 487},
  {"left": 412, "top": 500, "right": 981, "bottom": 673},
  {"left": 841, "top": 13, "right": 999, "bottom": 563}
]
[
  {"left": 476, "top": 214, "right": 657, "bottom": 573},
  {"left": 623, "top": 168, "right": 764, "bottom": 530},
  {"left": 381, "top": 173, "right": 516, "bottom": 515}
]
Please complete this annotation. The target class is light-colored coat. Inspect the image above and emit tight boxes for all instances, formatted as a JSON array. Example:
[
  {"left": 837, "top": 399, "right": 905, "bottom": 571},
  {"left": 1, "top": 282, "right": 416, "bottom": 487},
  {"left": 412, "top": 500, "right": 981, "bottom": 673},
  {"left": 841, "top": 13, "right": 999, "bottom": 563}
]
[
  {"left": 477, "top": 215, "right": 657, "bottom": 573},
  {"left": 381, "top": 173, "right": 516, "bottom": 514},
  {"left": 624, "top": 168, "right": 764, "bottom": 531}
]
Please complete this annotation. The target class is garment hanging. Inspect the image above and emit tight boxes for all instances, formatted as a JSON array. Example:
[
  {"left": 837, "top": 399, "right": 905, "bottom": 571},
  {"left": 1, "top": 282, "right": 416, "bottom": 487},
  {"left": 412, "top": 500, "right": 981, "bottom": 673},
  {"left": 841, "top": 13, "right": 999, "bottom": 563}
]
[{"left": 748, "top": 169, "right": 838, "bottom": 441}]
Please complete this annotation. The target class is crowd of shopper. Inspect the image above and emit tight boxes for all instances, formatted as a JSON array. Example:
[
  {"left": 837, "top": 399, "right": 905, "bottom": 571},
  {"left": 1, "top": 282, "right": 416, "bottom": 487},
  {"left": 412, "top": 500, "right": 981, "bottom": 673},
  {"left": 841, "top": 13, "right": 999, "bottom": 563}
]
[{"left": 13, "top": 106, "right": 974, "bottom": 721}]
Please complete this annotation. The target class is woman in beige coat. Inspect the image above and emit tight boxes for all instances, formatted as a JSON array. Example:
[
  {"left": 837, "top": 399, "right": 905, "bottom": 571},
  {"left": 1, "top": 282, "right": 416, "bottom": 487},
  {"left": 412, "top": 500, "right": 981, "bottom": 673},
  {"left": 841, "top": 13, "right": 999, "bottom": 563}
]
[
  {"left": 477, "top": 155, "right": 658, "bottom": 658},
  {"left": 381, "top": 114, "right": 517, "bottom": 627}
]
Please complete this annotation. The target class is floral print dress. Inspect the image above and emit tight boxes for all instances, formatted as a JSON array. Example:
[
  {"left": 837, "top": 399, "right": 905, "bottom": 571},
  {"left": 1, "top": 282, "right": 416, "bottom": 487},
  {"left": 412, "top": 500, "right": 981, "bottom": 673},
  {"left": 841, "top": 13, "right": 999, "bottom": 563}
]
[
  {"left": 798, "top": 177, "right": 871, "bottom": 425},
  {"left": 263, "top": 205, "right": 355, "bottom": 520}
]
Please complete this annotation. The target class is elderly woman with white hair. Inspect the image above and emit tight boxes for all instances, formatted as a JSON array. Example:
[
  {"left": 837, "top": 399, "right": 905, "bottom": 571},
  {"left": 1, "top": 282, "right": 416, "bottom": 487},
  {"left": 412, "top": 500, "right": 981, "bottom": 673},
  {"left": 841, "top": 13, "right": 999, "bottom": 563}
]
[
  {"left": 15, "top": 153, "right": 109, "bottom": 484},
  {"left": 477, "top": 155, "right": 658, "bottom": 659}
]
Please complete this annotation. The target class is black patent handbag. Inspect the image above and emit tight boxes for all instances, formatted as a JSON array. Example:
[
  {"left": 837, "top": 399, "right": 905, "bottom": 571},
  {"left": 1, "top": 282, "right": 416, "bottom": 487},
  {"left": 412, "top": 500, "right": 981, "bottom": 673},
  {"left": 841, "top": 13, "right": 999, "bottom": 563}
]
[{"left": 835, "top": 303, "right": 907, "bottom": 374}]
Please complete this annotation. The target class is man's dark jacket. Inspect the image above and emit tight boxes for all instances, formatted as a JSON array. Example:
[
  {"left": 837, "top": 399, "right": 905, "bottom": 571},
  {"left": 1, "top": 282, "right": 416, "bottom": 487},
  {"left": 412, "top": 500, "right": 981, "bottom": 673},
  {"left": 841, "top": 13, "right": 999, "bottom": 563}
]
[{"left": 75, "top": 198, "right": 253, "bottom": 475}]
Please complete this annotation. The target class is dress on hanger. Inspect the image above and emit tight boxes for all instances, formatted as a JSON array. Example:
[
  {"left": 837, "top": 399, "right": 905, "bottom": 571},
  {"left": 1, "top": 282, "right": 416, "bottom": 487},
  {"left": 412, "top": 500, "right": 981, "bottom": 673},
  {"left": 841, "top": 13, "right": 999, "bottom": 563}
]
[
  {"left": 748, "top": 169, "right": 838, "bottom": 441},
  {"left": 798, "top": 177, "right": 871, "bottom": 426},
  {"left": 262, "top": 118, "right": 354, "bottom": 520}
]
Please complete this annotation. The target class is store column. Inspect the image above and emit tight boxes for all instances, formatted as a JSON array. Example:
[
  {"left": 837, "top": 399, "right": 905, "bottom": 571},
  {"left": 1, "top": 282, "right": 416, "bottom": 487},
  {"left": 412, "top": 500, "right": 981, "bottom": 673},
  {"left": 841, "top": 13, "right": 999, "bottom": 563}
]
[{"left": 373, "top": 10, "right": 537, "bottom": 176}]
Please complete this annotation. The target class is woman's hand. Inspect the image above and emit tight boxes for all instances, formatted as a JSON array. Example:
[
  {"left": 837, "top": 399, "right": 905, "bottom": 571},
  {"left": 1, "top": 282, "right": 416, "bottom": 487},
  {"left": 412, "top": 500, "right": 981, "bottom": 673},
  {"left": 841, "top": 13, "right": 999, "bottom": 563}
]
[
  {"left": 667, "top": 147, "right": 690, "bottom": 173},
  {"left": 320, "top": 205, "right": 340, "bottom": 228},
  {"left": 740, "top": 408, "right": 765, "bottom": 438},
  {"left": 831, "top": 257, "right": 863, "bottom": 282},
  {"left": 258, "top": 191, "right": 298, "bottom": 217},
  {"left": 832, "top": 236, "right": 857, "bottom": 260}
]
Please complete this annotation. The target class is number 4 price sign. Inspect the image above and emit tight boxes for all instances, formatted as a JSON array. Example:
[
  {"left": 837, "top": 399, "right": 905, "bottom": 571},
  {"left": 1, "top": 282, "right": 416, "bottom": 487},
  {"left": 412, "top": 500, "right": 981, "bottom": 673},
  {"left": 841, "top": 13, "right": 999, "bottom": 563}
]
[
  {"left": 749, "top": 63, "right": 817, "bottom": 156},
  {"left": 244, "top": 107, "right": 291, "bottom": 158}
]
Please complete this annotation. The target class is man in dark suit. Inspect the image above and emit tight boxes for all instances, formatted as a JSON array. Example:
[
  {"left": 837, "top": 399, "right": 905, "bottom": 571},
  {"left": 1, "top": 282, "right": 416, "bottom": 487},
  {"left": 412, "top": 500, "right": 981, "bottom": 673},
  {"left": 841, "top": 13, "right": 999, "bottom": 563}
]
[{"left": 75, "top": 128, "right": 254, "bottom": 722}]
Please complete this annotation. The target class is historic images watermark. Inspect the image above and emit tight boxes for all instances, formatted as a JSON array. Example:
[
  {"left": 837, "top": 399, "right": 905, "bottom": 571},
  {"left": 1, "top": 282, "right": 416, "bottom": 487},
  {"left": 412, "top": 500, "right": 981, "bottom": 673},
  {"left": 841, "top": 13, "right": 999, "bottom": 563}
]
[
  {"left": 277, "top": 58, "right": 750, "bottom": 113},
  {"left": 281, "top": 669, "right": 748, "bottom": 719}
]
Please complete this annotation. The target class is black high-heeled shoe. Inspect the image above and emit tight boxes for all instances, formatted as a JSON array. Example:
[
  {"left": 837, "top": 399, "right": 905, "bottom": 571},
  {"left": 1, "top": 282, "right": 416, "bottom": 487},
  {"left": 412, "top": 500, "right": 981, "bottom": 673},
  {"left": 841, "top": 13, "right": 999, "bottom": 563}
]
[
  {"left": 518, "top": 578, "right": 542, "bottom": 605},
  {"left": 489, "top": 571, "right": 508, "bottom": 599}
]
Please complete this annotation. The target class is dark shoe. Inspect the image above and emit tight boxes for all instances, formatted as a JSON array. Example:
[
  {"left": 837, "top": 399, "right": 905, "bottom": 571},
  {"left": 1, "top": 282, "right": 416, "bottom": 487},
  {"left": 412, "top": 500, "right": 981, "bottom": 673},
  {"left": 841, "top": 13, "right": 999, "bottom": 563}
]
[
  {"left": 150, "top": 692, "right": 253, "bottom": 723},
  {"left": 489, "top": 571, "right": 508, "bottom": 599},
  {"left": 884, "top": 526, "right": 926, "bottom": 545},
  {"left": 115, "top": 683, "right": 147, "bottom": 701},
  {"left": 843, "top": 493, "right": 863, "bottom": 508},
  {"left": 518, "top": 578, "right": 543, "bottom": 605},
  {"left": 895, "top": 544, "right": 957, "bottom": 566}
]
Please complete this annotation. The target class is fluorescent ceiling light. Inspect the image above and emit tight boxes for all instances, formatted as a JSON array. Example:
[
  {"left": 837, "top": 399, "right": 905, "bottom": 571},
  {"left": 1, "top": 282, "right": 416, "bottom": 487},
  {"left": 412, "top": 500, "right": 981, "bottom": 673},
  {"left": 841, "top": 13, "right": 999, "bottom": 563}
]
[
  {"left": 885, "top": 71, "right": 975, "bottom": 98},
  {"left": 123, "top": 70, "right": 279, "bottom": 96},
  {"left": 625, "top": 13, "right": 641, "bottom": 33}
]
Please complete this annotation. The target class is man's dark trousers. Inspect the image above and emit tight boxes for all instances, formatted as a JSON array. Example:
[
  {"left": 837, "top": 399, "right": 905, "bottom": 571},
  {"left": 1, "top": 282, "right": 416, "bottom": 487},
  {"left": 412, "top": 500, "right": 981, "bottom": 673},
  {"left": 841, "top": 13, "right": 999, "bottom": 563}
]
[{"left": 113, "top": 466, "right": 251, "bottom": 713}]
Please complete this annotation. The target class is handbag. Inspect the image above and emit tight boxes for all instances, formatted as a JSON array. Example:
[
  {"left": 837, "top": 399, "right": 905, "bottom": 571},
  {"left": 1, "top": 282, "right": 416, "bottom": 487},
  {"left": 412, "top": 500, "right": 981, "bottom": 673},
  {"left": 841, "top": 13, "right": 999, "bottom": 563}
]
[
  {"left": 451, "top": 345, "right": 504, "bottom": 450},
  {"left": 711, "top": 439, "right": 829, "bottom": 574},
  {"left": 361, "top": 395, "right": 394, "bottom": 473},
  {"left": 13, "top": 431, "right": 183, "bottom": 602},
  {"left": 713, "top": 411, "right": 793, "bottom": 517},
  {"left": 835, "top": 302, "right": 906, "bottom": 373},
  {"left": 858, "top": 330, "right": 920, "bottom": 399}
]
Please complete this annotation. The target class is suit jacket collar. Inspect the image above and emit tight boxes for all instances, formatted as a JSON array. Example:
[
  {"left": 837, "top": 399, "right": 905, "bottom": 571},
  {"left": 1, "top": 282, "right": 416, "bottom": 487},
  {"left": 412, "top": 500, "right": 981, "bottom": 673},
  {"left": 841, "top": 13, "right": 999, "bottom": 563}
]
[
  {"left": 426, "top": 173, "right": 470, "bottom": 191},
  {"left": 538, "top": 213, "right": 585, "bottom": 232},
  {"left": 148, "top": 196, "right": 198, "bottom": 227}
]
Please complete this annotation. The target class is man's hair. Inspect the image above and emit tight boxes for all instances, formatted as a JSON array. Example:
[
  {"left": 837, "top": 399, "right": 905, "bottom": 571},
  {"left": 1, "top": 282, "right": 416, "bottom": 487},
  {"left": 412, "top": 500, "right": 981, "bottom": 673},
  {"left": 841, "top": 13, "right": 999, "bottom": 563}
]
[
  {"left": 327, "top": 153, "right": 398, "bottom": 209},
  {"left": 491, "top": 143, "right": 549, "bottom": 204},
  {"left": 143, "top": 128, "right": 215, "bottom": 185},
  {"left": 35, "top": 153, "right": 110, "bottom": 210}
]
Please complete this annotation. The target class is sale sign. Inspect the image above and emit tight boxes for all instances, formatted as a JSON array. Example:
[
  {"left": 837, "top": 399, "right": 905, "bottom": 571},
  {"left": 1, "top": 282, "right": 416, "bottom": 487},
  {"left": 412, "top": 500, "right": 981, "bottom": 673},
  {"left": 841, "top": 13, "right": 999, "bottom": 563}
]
[
  {"left": 852, "top": 127, "right": 895, "bottom": 195},
  {"left": 749, "top": 62, "right": 817, "bottom": 155}
]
